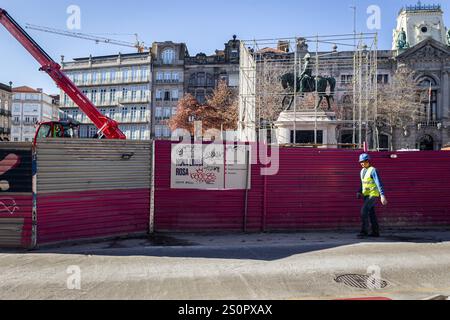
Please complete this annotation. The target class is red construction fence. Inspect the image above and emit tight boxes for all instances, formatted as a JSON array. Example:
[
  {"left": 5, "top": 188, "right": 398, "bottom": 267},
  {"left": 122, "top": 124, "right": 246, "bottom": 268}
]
[{"left": 154, "top": 141, "right": 450, "bottom": 232}]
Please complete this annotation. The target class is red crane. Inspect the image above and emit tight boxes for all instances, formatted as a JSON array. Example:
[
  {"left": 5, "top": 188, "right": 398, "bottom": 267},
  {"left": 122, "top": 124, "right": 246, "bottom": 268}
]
[{"left": 0, "top": 8, "right": 126, "bottom": 141}]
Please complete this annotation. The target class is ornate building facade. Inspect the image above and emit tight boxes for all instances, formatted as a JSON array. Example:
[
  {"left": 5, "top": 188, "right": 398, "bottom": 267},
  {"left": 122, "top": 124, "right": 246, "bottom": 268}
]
[
  {"left": 151, "top": 41, "right": 188, "bottom": 139},
  {"left": 273, "top": 3, "right": 450, "bottom": 151},
  {"left": 185, "top": 36, "right": 240, "bottom": 103}
]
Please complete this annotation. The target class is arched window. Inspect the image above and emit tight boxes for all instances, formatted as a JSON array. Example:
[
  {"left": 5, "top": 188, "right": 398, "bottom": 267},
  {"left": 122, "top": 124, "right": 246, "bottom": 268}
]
[
  {"left": 189, "top": 74, "right": 196, "bottom": 86},
  {"left": 417, "top": 76, "right": 438, "bottom": 122},
  {"left": 417, "top": 76, "right": 437, "bottom": 88},
  {"left": 162, "top": 48, "right": 175, "bottom": 64}
]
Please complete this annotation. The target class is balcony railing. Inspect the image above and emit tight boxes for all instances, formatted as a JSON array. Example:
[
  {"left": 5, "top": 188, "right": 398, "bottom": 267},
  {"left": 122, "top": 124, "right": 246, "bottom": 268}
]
[
  {"left": 119, "top": 97, "right": 150, "bottom": 104},
  {"left": 155, "top": 79, "right": 181, "bottom": 84},
  {"left": 73, "top": 77, "right": 150, "bottom": 86},
  {"left": 418, "top": 121, "right": 440, "bottom": 128}
]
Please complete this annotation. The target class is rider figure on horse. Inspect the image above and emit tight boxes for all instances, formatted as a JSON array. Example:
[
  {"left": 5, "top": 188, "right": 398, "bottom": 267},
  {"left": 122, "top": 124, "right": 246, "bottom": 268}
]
[{"left": 300, "top": 53, "right": 313, "bottom": 93}]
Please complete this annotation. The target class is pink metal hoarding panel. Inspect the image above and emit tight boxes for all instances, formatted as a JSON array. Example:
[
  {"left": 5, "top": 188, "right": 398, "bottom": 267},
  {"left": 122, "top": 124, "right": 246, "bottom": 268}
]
[
  {"left": 37, "top": 188, "right": 150, "bottom": 244},
  {"left": 154, "top": 141, "right": 450, "bottom": 232}
]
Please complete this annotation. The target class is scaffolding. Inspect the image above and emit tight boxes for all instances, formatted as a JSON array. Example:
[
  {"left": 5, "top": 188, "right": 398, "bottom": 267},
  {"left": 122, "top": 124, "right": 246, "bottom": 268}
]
[{"left": 239, "top": 33, "right": 379, "bottom": 149}]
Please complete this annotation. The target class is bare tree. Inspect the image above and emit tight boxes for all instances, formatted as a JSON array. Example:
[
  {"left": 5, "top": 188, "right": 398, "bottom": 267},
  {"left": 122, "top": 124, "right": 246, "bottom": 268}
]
[
  {"left": 374, "top": 66, "right": 426, "bottom": 150},
  {"left": 256, "top": 60, "right": 290, "bottom": 128}
]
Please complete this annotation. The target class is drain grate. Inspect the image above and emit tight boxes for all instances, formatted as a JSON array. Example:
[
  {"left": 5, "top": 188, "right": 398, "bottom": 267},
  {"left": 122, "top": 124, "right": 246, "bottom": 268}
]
[{"left": 335, "top": 274, "right": 389, "bottom": 290}]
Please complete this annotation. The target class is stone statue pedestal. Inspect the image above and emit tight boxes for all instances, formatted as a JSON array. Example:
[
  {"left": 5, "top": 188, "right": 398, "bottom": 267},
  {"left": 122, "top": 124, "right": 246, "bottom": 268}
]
[{"left": 274, "top": 111, "right": 338, "bottom": 147}]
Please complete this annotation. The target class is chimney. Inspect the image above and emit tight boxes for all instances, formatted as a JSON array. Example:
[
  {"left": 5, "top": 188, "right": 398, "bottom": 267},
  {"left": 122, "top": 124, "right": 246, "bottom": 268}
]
[
  {"left": 37, "top": 88, "right": 43, "bottom": 93},
  {"left": 277, "top": 41, "right": 290, "bottom": 53}
]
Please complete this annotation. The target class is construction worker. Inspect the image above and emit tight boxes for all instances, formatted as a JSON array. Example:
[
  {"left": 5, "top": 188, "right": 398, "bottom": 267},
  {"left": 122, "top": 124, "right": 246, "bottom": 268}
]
[{"left": 357, "top": 154, "right": 388, "bottom": 238}]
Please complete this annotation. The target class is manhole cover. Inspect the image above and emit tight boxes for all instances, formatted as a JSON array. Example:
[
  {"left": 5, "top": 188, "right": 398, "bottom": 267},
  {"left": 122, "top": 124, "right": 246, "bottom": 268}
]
[{"left": 335, "top": 274, "right": 389, "bottom": 290}]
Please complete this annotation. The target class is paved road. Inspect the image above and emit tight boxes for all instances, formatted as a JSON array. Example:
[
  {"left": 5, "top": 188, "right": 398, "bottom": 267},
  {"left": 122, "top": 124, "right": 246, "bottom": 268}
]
[{"left": 1, "top": 230, "right": 450, "bottom": 300}]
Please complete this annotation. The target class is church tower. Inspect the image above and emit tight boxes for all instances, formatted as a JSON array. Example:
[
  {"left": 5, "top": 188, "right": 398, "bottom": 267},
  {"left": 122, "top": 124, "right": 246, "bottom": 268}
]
[{"left": 392, "top": 2, "right": 447, "bottom": 50}]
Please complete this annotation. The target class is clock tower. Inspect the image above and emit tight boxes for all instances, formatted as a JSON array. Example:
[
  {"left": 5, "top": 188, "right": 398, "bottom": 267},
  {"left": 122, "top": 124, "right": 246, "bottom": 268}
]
[{"left": 392, "top": 2, "right": 447, "bottom": 50}]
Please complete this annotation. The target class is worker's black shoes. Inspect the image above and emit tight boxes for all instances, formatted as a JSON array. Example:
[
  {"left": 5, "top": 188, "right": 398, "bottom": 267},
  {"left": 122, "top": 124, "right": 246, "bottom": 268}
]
[{"left": 368, "top": 232, "right": 380, "bottom": 238}]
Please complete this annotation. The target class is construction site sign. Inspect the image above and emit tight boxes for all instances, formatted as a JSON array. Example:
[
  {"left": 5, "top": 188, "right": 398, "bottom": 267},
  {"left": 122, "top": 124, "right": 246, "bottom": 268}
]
[{"left": 171, "top": 143, "right": 251, "bottom": 190}]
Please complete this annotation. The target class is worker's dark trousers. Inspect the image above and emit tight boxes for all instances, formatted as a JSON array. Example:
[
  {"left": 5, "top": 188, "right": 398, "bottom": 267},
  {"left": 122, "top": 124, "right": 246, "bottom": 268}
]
[{"left": 361, "top": 196, "right": 379, "bottom": 234}]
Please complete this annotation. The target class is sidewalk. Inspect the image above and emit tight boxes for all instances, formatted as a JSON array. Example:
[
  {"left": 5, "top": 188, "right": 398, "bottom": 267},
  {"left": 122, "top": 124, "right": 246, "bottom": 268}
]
[{"left": 35, "top": 228, "right": 450, "bottom": 254}]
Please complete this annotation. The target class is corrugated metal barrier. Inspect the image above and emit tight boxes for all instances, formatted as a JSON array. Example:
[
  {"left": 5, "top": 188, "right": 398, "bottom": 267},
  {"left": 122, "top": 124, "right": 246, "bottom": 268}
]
[
  {"left": 35, "top": 139, "right": 152, "bottom": 246},
  {"left": 0, "top": 143, "right": 33, "bottom": 248},
  {"left": 154, "top": 141, "right": 450, "bottom": 232}
]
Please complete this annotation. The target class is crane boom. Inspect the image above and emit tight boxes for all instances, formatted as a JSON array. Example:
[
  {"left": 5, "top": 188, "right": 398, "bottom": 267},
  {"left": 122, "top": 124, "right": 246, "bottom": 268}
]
[
  {"left": 25, "top": 24, "right": 149, "bottom": 53},
  {"left": 0, "top": 8, "right": 126, "bottom": 140}
]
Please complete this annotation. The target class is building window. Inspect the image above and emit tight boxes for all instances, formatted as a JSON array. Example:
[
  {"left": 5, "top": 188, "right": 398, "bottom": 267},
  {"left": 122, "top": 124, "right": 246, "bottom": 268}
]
[
  {"left": 196, "top": 90, "right": 206, "bottom": 103},
  {"left": 122, "top": 87, "right": 128, "bottom": 100},
  {"left": 141, "top": 67, "right": 149, "bottom": 80},
  {"left": 110, "top": 70, "right": 116, "bottom": 82},
  {"left": 130, "top": 126, "right": 138, "bottom": 140},
  {"left": 139, "top": 107, "right": 146, "bottom": 121},
  {"left": 89, "top": 126, "right": 97, "bottom": 138},
  {"left": 172, "top": 72, "right": 179, "bottom": 82},
  {"left": 156, "top": 72, "right": 163, "bottom": 81},
  {"left": 164, "top": 91, "right": 171, "bottom": 101},
  {"left": 418, "top": 76, "right": 438, "bottom": 122},
  {"left": 131, "top": 107, "right": 137, "bottom": 120},
  {"left": 82, "top": 73, "right": 88, "bottom": 84},
  {"left": 100, "top": 89, "right": 107, "bottom": 103},
  {"left": 171, "top": 89, "right": 179, "bottom": 101},
  {"left": 91, "top": 90, "right": 97, "bottom": 103},
  {"left": 162, "top": 48, "right": 175, "bottom": 64},
  {"left": 163, "top": 107, "right": 171, "bottom": 119},
  {"left": 155, "top": 125, "right": 162, "bottom": 137},
  {"left": 132, "top": 68, "right": 139, "bottom": 81},
  {"left": 109, "top": 88, "right": 116, "bottom": 102},
  {"left": 110, "top": 108, "right": 116, "bottom": 120},
  {"left": 207, "top": 74, "right": 215, "bottom": 86},
  {"left": 290, "top": 130, "right": 324, "bottom": 144},
  {"left": 164, "top": 72, "right": 171, "bottom": 82},
  {"left": 156, "top": 90, "right": 162, "bottom": 101},
  {"left": 163, "top": 126, "right": 171, "bottom": 137},
  {"left": 140, "top": 126, "right": 146, "bottom": 140},
  {"left": 101, "top": 71, "right": 107, "bottom": 83},
  {"left": 377, "top": 74, "right": 389, "bottom": 84},
  {"left": 141, "top": 85, "right": 149, "bottom": 99},
  {"left": 121, "top": 107, "right": 129, "bottom": 121},
  {"left": 197, "top": 73, "right": 206, "bottom": 86},
  {"left": 92, "top": 71, "right": 98, "bottom": 83},
  {"left": 72, "top": 109, "right": 78, "bottom": 121},
  {"left": 155, "top": 107, "right": 162, "bottom": 119}
]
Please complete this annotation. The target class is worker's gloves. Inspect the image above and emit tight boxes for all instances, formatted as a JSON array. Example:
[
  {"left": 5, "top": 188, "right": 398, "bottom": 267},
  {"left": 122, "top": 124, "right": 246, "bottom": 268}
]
[{"left": 380, "top": 195, "right": 388, "bottom": 206}]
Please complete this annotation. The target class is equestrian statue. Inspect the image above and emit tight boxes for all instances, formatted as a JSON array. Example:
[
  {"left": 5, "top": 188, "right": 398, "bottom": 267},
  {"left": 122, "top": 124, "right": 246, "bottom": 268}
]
[{"left": 281, "top": 53, "right": 336, "bottom": 111}]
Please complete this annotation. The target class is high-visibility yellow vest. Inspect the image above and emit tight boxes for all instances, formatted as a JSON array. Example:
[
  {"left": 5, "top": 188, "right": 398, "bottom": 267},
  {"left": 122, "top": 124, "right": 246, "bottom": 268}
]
[{"left": 361, "top": 166, "right": 380, "bottom": 197}]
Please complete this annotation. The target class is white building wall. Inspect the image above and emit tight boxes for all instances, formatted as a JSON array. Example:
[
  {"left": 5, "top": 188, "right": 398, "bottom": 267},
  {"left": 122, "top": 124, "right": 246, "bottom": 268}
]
[
  {"left": 60, "top": 53, "right": 152, "bottom": 140},
  {"left": 11, "top": 91, "right": 59, "bottom": 142}
]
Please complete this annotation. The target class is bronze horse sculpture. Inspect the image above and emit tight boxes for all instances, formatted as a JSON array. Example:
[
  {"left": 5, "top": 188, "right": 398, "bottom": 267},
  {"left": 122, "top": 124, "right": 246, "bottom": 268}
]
[{"left": 281, "top": 72, "right": 336, "bottom": 111}]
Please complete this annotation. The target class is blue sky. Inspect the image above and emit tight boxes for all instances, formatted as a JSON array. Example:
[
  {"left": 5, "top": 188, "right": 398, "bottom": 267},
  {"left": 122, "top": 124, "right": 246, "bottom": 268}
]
[{"left": 1, "top": 0, "right": 449, "bottom": 94}]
